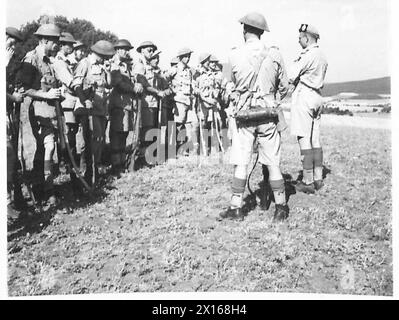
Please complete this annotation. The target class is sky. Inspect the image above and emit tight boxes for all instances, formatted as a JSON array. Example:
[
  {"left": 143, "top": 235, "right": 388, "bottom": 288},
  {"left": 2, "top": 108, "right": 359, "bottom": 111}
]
[{"left": 5, "top": 0, "right": 390, "bottom": 83}]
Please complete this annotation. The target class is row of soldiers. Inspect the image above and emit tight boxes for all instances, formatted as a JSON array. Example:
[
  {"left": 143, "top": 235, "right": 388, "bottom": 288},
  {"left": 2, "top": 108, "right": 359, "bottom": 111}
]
[{"left": 6, "top": 22, "right": 230, "bottom": 217}]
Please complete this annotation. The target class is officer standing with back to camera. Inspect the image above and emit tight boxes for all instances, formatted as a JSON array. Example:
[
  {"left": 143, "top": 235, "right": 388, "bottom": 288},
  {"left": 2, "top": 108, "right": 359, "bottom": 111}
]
[
  {"left": 6, "top": 27, "right": 25, "bottom": 218},
  {"left": 109, "top": 39, "right": 143, "bottom": 175},
  {"left": 219, "top": 12, "right": 289, "bottom": 222},
  {"left": 71, "top": 40, "right": 114, "bottom": 186},
  {"left": 288, "top": 24, "right": 328, "bottom": 194},
  {"left": 17, "top": 23, "right": 62, "bottom": 206}
]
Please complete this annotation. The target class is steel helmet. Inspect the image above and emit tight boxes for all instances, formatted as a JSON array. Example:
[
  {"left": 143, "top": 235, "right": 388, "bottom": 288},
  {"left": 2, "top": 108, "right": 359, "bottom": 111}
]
[
  {"left": 73, "top": 40, "right": 86, "bottom": 50},
  {"left": 209, "top": 54, "right": 219, "bottom": 62},
  {"left": 114, "top": 39, "right": 134, "bottom": 50},
  {"left": 149, "top": 50, "right": 162, "bottom": 60},
  {"left": 299, "top": 24, "right": 320, "bottom": 40},
  {"left": 59, "top": 32, "right": 76, "bottom": 43},
  {"left": 198, "top": 52, "right": 211, "bottom": 64},
  {"left": 6, "top": 27, "right": 23, "bottom": 42},
  {"left": 91, "top": 40, "right": 115, "bottom": 57},
  {"left": 177, "top": 47, "right": 193, "bottom": 57},
  {"left": 136, "top": 41, "right": 157, "bottom": 53},
  {"left": 238, "top": 12, "right": 270, "bottom": 32},
  {"left": 34, "top": 23, "right": 61, "bottom": 37},
  {"left": 171, "top": 56, "right": 179, "bottom": 65}
]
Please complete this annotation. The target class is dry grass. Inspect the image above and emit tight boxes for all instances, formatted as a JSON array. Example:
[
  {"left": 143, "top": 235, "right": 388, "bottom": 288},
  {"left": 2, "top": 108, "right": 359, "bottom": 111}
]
[{"left": 8, "top": 118, "right": 392, "bottom": 296}]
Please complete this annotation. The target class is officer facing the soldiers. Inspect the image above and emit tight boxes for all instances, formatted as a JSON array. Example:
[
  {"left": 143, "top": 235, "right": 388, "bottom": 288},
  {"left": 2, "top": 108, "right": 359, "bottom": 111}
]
[
  {"left": 17, "top": 23, "right": 62, "bottom": 205},
  {"left": 6, "top": 27, "right": 24, "bottom": 218},
  {"left": 71, "top": 40, "right": 114, "bottom": 185},
  {"left": 52, "top": 32, "right": 83, "bottom": 192},
  {"left": 219, "top": 12, "right": 289, "bottom": 222},
  {"left": 288, "top": 24, "right": 328, "bottom": 194},
  {"left": 109, "top": 39, "right": 143, "bottom": 175}
]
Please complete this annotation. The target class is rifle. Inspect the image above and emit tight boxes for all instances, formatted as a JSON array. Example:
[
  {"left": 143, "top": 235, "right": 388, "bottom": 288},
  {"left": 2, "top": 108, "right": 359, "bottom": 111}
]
[
  {"left": 128, "top": 97, "right": 142, "bottom": 171},
  {"left": 213, "top": 111, "right": 225, "bottom": 153},
  {"left": 54, "top": 99, "right": 93, "bottom": 193},
  {"left": 195, "top": 94, "right": 207, "bottom": 156}
]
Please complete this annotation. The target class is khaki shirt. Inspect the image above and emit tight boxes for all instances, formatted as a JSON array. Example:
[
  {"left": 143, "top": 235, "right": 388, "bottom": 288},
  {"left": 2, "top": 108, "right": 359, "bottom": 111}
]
[
  {"left": 53, "top": 51, "right": 74, "bottom": 95},
  {"left": 19, "top": 46, "right": 58, "bottom": 121},
  {"left": 229, "top": 38, "right": 289, "bottom": 109},
  {"left": 169, "top": 62, "right": 193, "bottom": 106},
  {"left": 288, "top": 43, "right": 328, "bottom": 91},
  {"left": 72, "top": 57, "right": 110, "bottom": 116},
  {"left": 195, "top": 66, "right": 217, "bottom": 106}
]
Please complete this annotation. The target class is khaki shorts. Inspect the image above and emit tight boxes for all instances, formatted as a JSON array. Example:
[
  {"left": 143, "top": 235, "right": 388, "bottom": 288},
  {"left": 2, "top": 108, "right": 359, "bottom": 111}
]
[
  {"left": 230, "top": 121, "right": 281, "bottom": 166},
  {"left": 290, "top": 83, "right": 323, "bottom": 138}
]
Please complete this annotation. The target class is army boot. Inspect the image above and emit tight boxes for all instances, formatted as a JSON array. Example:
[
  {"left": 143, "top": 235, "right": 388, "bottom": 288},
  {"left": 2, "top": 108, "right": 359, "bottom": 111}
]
[
  {"left": 218, "top": 207, "right": 245, "bottom": 221},
  {"left": 295, "top": 181, "right": 315, "bottom": 194},
  {"left": 273, "top": 204, "right": 289, "bottom": 222},
  {"left": 314, "top": 180, "right": 324, "bottom": 191}
]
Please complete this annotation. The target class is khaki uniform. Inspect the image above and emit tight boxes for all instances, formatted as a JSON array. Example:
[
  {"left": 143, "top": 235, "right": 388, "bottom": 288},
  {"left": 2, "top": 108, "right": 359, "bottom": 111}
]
[
  {"left": 18, "top": 46, "right": 59, "bottom": 196},
  {"left": 109, "top": 55, "right": 135, "bottom": 168},
  {"left": 195, "top": 66, "right": 217, "bottom": 122},
  {"left": 71, "top": 57, "right": 110, "bottom": 181},
  {"left": 229, "top": 38, "right": 288, "bottom": 166},
  {"left": 53, "top": 51, "right": 81, "bottom": 184},
  {"left": 53, "top": 51, "right": 78, "bottom": 123},
  {"left": 288, "top": 43, "right": 328, "bottom": 137},
  {"left": 169, "top": 62, "right": 194, "bottom": 124}
]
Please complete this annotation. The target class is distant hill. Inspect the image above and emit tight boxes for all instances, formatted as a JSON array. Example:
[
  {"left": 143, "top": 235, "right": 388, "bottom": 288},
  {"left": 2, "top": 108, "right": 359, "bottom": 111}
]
[
  {"left": 322, "top": 77, "right": 391, "bottom": 99},
  {"left": 221, "top": 63, "right": 390, "bottom": 100}
]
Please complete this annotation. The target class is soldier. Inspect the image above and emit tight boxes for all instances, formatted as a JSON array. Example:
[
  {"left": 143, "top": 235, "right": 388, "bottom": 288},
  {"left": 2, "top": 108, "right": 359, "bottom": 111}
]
[
  {"left": 219, "top": 12, "right": 289, "bottom": 222},
  {"left": 168, "top": 47, "right": 195, "bottom": 154},
  {"left": 109, "top": 39, "right": 143, "bottom": 175},
  {"left": 67, "top": 41, "right": 86, "bottom": 69},
  {"left": 209, "top": 55, "right": 228, "bottom": 131},
  {"left": 16, "top": 23, "right": 62, "bottom": 205},
  {"left": 71, "top": 40, "right": 114, "bottom": 185},
  {"left": 132, "top": 41, "right": 166, "bottom": 161},
  {"left": 133, "top": 41, "right": 157, "bottom": 75},
  {"left": 288, "top": 24, "right": 328, "bottom": 194},
  {"left": 6, "top": 27, "right": 24, "bottom": 218},
  {"left": 194, "top": 52, "right": 215, "bottom": 154},
  {"left": 144, "top": 50, "right": 173, "bottom": 162},
  {"left": 52, "top": 32, "right": 83, "bottom": 192}
]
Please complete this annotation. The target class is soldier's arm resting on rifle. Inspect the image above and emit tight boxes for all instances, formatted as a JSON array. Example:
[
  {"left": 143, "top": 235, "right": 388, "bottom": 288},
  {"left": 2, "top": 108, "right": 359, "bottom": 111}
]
[
  {"left": 111, "top": 69, "right": 136, "bottom": 94},
  {"left": 136, "top": 73, "right": 163, "bottom": 98}
]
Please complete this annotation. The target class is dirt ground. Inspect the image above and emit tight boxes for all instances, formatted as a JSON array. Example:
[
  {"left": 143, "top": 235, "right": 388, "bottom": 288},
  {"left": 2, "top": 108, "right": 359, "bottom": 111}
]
[{"left": 7, "top": 115, "right": 392, "bottom": 296}]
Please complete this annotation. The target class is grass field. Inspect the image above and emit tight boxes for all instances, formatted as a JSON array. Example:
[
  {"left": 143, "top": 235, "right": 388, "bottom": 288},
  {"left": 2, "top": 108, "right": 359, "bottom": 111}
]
[{"left": 7, "top": 114, "right": 392, "bottom": 296}]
